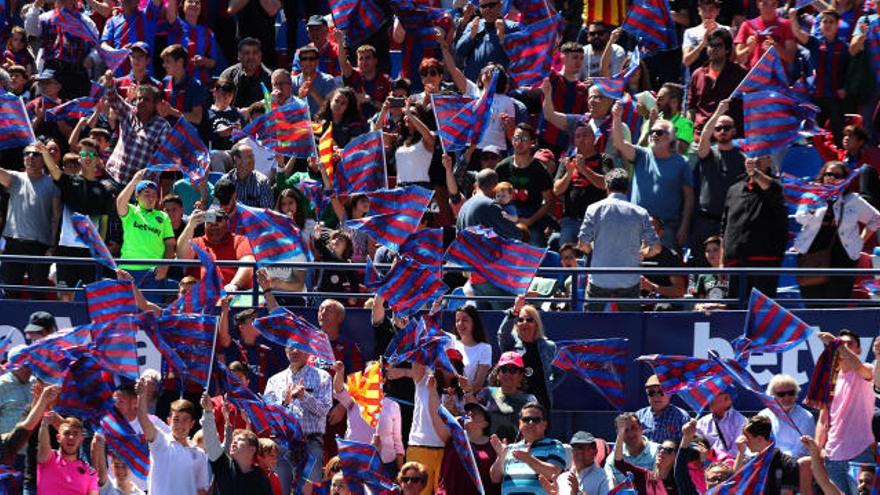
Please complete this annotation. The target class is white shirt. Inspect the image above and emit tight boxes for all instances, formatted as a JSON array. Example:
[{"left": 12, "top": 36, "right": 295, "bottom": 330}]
[
  {"left": 117, "top": 415, "right": 166, "bottom": 492},
  {"left": 757, "top": 405, "right": 815, "bottom": 458},
  {"left": 408, "top": 374, "right": 445, "bottom": 447},
  {"left": 556, "top": 464, "right": 609, "bottom": 495},
  {"left": 683, "top": 23, "right": 732, "bottom": 50},
  {"left": 394, "top": 141, "right": 433, "bottom": 185},
  {"left": 465, "top": 79, "right": 516, "bottom": 151},
  {"left": 454, "top": 340, "right": 492, "bottom": 385},
  {"left": 147, "top": 428, "right": 210, "bottom": 495},
  {"left": 580, "top": 44, "right": 626, "bottom": 79},
  {"left": 338, "top": 391, "right": 404, "bottom": 463},
  {"left": 794, "top": 193, "right": 880, "bottom": 260}
]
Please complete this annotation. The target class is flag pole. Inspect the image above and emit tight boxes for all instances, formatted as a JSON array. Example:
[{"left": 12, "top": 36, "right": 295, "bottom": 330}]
[
  {"left": 204, "top": 315, "right": 220, "bottom": 392},
  {"left": 429, "top": 94, "right": 448, "bottom": 156},
  {"left": 729, "top": 46, "right": 773, "bottom": 98},
  {"left": 18, "top": 96, "right": 36, "bottom": 144}
]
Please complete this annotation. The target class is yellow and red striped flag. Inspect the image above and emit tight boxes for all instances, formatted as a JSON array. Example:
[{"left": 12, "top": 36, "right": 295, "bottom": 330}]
[
  {"left": 318, "top": 123, "right": 335, "bottom": 177},
  {"left": 583, "top": 0, "right": 626, "bottom": 27},
  {"left": 346, "top": 361, "right": 383, "bottom": 427}
]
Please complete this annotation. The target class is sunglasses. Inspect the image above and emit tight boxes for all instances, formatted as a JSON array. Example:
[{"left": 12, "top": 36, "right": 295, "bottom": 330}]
[
  {"left": 714, "top": 125, "right": 733, "bottom": 132},
  {"left": 646, "top": 389, "right": 665, "bottom": 397},
  {"left": 23, "top": 151, "right": 40, "bottom": 157},
  {"left": 587, "top": 31, "right": 607, "bottom": 37},
  {"left": 299, "top": 56, "right": 318, "bottom": 61},
  {"left": 80, "top": 150, "right": 98, "bottom": 158},
  {"left": 659, "top": 446, "right": 677, "bottom": 454},
  {"left": 824, "top": 172, "right": 845, "bottom": 179},
  {"left": 520, "top": 416, "right": 544, "bottom": 424},
  {"left": 774, "top": 389, "right": 797, "bottom": 397},
  {"left": 420, "top": 69, "right": 441, "bottom": 77},
  {"left": 649, "top": 129, "right": 668, "bottom": 137},
  {"left": 512, "top": 135, "right": 529, "bottom": 143},
  {"left": 499, "top": 366, "right": 522, "bottom": 374},
  {"left": 400, "top": 476, "right": 424, "bottom": 484},
  {"left": 517, "top": 316, "right": 535, "bottom": 323},
  {"left": 479, "top": 1, "right": 500, "bottom": 8}
]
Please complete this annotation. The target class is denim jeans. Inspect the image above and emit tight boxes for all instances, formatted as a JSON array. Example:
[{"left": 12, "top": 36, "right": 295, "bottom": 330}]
[
  {"left": 276, "top": 434, "right": 324, "bottom": 495},
  {"left": 558, "top": 216, "right": 582, "bottom": 247},
  {"left": 826, "top": 444, "right": 875, "bottom": 495}
]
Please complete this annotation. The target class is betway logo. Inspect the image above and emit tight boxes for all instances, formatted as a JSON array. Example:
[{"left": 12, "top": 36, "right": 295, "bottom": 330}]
[{"left": 692, "top": 322, "right": 873, "bottom": 387}]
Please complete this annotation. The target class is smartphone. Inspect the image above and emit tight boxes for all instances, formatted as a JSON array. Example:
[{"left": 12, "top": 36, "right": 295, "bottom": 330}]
[
  {"left": 388, "top": 97, "right": 406, "bottom": 108},
  {"left": 205, "top": 210, "right": 217, "bottom": 223}
]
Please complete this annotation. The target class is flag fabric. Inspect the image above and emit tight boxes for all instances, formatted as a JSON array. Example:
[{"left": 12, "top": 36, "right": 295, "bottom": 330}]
[
  {"left": 389, "top": 0, "right": 451, "bottom": 41},
  {"left": 55, "top": 348, "right": 116, "bottom": 423},
  {"left": 501, "top": 14, "right": 560, "bottom": 87},
  {"left": 329, "top": 0, "right": 384, "bottom": 46},
  {"left": 91, "top": 316, "right": 140, "bottom": 382},
  {"left": 168, "top": 241, "right": 225, "bottom": 314},
  {"left": 0, "top": 465, "right": 21, "bottom": 494},
  {"left": 708, "top": 443, "right": 776, "bottom": 494},
  {"left": 228, "top": 204, "right": 313, "bottom": 267},
  {"left": 84, "top": 279, "right": 137, "bottom": 324},
  {"left": 101, "top": 406, "right": 150, "bottom": 480},
  {"left": 344, "top": 186, "right": 434, "bottom": 251},
  {"left": 398, "top": 228, "right": 444, "bottom": 269},
  {"left": 71, "top": 213, "right": 116, "bottom": 270},
  {"left": 847, "top": 444, "right": 880, "bottom": 495},
  {"left": 609, "top": 473, "right": 637, "bottom": 494},
  {"left": 53, "top": 8, "right": 129, "bottom": 70},
  {"left": 7, "top": 335, "right": 81, "bottom": 385},
  {"left": 508, "top": 0, "right": 554, "bottom": 23},
  {"left": 444, "top": 226, "right": 548, "bottom": 295},
  {"left": 0, "top": 91, "right": 35, "bottom": 150},
  {"left": 318, "top": 124, "right": 335, "bottom": 177},
  {"left": 781, "top": 167, "right": 860, "bottom": 213},
  {"left": 867, "top": 17, "right": 880, "bottom": 84},
  {"left": 296, "top": 179, "right": 330, "bottom": 219},
  {"left": 591, "top": 49, "right": 640, "bottom": 100},
  {"left": 437, "top": 406, "right": 485, "bottom": 494},
  {"left": 235, "top": 99, "right": 316, "bottom": 157},
  {"left": 620, "top": 0, "right": 678, "bottom": 55},
  {"left": 45, "top": 83, "right": 103, "bottom": 121},
  {"left": 260, "top": 82, "right": 273, "bottom": 113},
  {"left": 582, "top": 0, "right": 627, "bottom": 26},
  {"left": 552, "top": 339, "right": 629, "bottom": 410},
  {"left": 432, "top": 71, "right": 499, "bottom": 153},
  {"left": 336, "top": 438, "right": 398, "bottom": 493},
  {"left": 96, "top": 45, "right": 131, "bottom": 72},
  {"left": 0, "top": 333, "right": 14, "bottom": 360},
  {"left": 731, "top": 46, "right": 788, "bottom": 97},
  {"left": 253, "top": 307, "right": 335, "bottom": 363},
  {"left": 147, "top": 117, "right": 210, "bottom": 185},
  {"left": 154, "top": 313, "right": 216, "bottom": 387},
  {"left": 637, "top": 354, "right": 733, "bottom": 412},
  {"left": 804, "top": 337, "right": 842, "bottom": 409},
  {"left": 384, "top": 314, "right": 457, "bottom": 373},
  {"left": 735, "top": 288, "right": 814, "bottom": 357},
  {"left": 334, "top": 131, "right": 387, "bottom": 195},
  {"left": 365, "top": 255, "right": 448, "bottom": 317},
  {"left": 346, "top": 361, "right": 384, "bottom": 428},
  {"left": 742, "top": 89, "right": 819, "bottom": 158}
]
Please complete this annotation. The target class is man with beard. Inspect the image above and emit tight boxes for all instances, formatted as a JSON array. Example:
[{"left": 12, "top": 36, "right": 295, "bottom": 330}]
[
  {"left": 219, "top": 38, "right": 272, "bottom": 110},
  {"left": 686, "top": 29, "right": 746, "bottom": 142},
  {"left": 641, "top": 83, "right": 694, "bottom": 155},
  {"left": 37, "top": 415, "right": 98, "bottom": 494},
  {"left": 577, "top": 21, "right": 626, "bottom": 79}
]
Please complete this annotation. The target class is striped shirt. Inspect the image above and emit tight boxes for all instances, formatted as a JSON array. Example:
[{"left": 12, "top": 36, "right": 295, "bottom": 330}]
[
  {"left": 636, "top": 404, "right": 691, "bottom": 444},
  {"left": 501, "top": 437, "right": 567, "bottom": 494},
  {"left": 263, "top": 365, "right": 332, "bottom": 436},
  {"left": 104, "top": 86, "right": 171, "bottom": 186},
  {"left": 221, "top": 169, "right": 273, "bottom": 209}
]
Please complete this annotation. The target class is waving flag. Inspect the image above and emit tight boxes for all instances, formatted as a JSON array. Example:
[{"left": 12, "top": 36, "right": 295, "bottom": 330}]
[
  {"left": 318, "top": 124, "right": 335, "bottom": 177},
  {"left": 229, "top": 204, "right": 312, "bottom": 267},
  {"left": 384, "top": 314, "right": 456, "bottom": 373},
  {"left": 253, "top": 307, "right": 334, "bottom": 363},
  {"left": 101, "top": 406, "right": 150, "bottom": 480},
  {"left": 296, "top": 179, "right": 330, "bottom": 219},
  {"left": 583, "top": 0, "right": 626, "bottom": 26},
  {"left": 154, "top": 313, "right": 216, "bottom": 387},
  {"left": 553, "top": 339, "right": 629, "bottom": 410},
  {"left": 329, "top": 0, "right": 384, "bottom": 46},
  {"left": 85, "top": 279, "right": 137, "bottom": 324},
  {"left": 92, "top": 316, "right": 140, "bottom": 382},
  {"left": 781, "top": 167, "right": 860, "bottom": 213},
  {"left": 734, "top": 288, "right": 814, "bottom": 357},
  {"left": 444, "top": 226, "right": 548, "bottom": 295},
  {"left": 610, "top": 473, "right": 637, "bottom": 494},
  {"left": 731, "top": 46, "right": 788, "bottom": 97},
  {"left": 867, "top": 18, "right": 880, "bottom": 84},
  {"left": 591, "top": 49, "right": 640, "bottom": 100},
  {"left": 7, "top": 336, "right": 80, "bottom": 384},
  {"left": 743, "top": 90, "right": 818, "bottom": 158},
  {"left": 398, "top": 228, "right": 443, "bottom": 269},
  {"left": 71, "top": 213, "right": 116, "bottom": 270},
  {"left": 334, "top": 131, "right": 387, "bottom": 194},
  {"left": 235, "top": 99, "right": 316, "bottom": 157},
  {"left": 437, "top": 406, "right": 485, "bottom": 494},
  {"left": 621, "top": 0, "right": 678, "bottom": 55},
  {"left": 501, "top": 14, "right": 560, "bottom": 87},
  {"left": 260, "top": 82, "right": 273, "bottom": 113},
  {"left": 45, "top": 83, "right": 104, "bottom": 122},
  {"left": 365, "top": 256, "right": 448, "bottom": 317},
  {"left": 168, "top": 242, "right": 225, "bottom": 314},
  {"left": 344, "top": 186, "right": 434, "bottom": 251},
  {"left": 637, "top": 354, "right": 733, "bottom": 412},
  {"left": 0, "top": 92, "right": 35, "bottom": 150},
  {"left": 804, "top": 337, "right": 842, "bottom": 409},
  {"left": 389, "top": 0, "right": 451, "bottom": 41},
  {"left": 346, "top": 361, "right": 384, "bottom": 428},
  {"left": 53, "top": 9, "right": 129, "bottom": 71},
  {"left": 708, "top": 443, "right": 775, "bottom": 494},
  {"left": 225, "top": 375, "right": 304, "bottom": 442},
  {"left": 432, "top": 71, "right": 498, "bottom": 153},
  {"left": 337, "top": 438, "right": 398, "bottom": 493},
  {"left": 147, "top": 117, "right": 210, "bottom": 184},
  {"left": 55, "top": 349, "right": 116, "bottom": 423}
]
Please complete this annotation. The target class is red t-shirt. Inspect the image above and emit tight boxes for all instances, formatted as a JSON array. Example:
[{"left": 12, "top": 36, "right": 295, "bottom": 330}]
[
  {"left": 436, "top": 439, "right": 499, "bottom": 495},
  {"left": 734, "top": 16, "right": 794, "bottom": 68},
  {"left": 189, "top": 234, "right": 254, "bottom": 287}
]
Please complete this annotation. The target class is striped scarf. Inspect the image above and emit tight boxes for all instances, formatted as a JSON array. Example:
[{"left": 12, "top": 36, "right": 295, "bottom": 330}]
[{"left": 804, "top": 338, "right": 842, "bottom": 409}]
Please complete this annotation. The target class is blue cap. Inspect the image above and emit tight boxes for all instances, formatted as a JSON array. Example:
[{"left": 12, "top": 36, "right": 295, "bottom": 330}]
[
  {"left": 129, "top": 41, "right": 150, "bottom": 55},
  {"left": 135, "top": 180, "right": 158, "bottom": 194}
]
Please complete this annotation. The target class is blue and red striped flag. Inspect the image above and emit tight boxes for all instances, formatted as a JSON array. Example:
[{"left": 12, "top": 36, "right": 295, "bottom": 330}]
[
  {"left": 100, "top": 406, "right": 150, "bottom": 480},
  {"left": 591, "top": 49, "right": 640, "bottom": 100},
  {"left": 0, "top": 91, "right": 35, "bottom": 150},
  {"left": 742, "top": 90, "right": 818, "bottom": 158},
  {"left": 53, "top": 8, "right": 129, "bottom": 71},
  {"left": 734, "top": 288, "right": 814, "bottom": 357},
  {"left": 168, "top": 242, "right": 225, "bottom": 314},
  {"left": 296, "top": 179, "right": 330, "bottom": 219},
  {"left": 97, "top": 45, "right": 131, "bottom": 72},
  {"left": 92, "top": 316, "right": 140, "bottom": 382},
  {"left": 236, "top": 98, "right": 316, "bottom": 158},
  {"left": 731, "top": 46, "right": 788, "bottom": 97},
  {"left": 71, "top": 213, "right": 116, "bottom": 270},
  {"left": 384, "top": 314, "right": 456, "bottom": 373},
  {"left": 610, "top": 473, "right": 637, "bottom": 494},
  {"left": 147, "top": 117, "right": 210, "bottom": 185},
  {"left": 437, "top": 406, "right": 485, "bottom": 494},
  {"left": 154, "top": 313, "right": 216, "bottom": 388},
  {"left": 552, "top": 339, "right": 629, "bottom": 410},
  {"left": 444, "top": 226, "right": 547, "bottom": 295},
  {"left": 336, "top": 438, "right": 398, "bottom": 493},
  {"left": 344, "top": 186, "right": 434, "bottom": 251},
  {"left": 501, "top": 14, "right": 560, "bottom": 87},
  {"left": 508, "top": 0, "right": 555, "bottom": 23},
  {"left": 398, "top": 227, "right": 443, "bottom": 269},
  {"left": 637, "top": 354, "right": 733, "bottom": 412},
  {"left": 708, "top": 443, "right": 776, "bottom": 494},
  {"left": 847, "top": 444, "right": 880, "bottom": 495},
  {"left": 329, "top": 0, "right": 384, "bottom": 46},
  {"left": 334, "top": 131, "right": 387, "bottom": 195},
  {"left": 7, "top": 333, "right": 83, "bottom": 384},
  {"left": 0, "top": 465, "right": 22, "bottom": 494},
  {"left": 781, "top": 167, "right": 860, "bottom": 214},
  {"left": 364, "top": 255, "right": 448, "bottom": 317},
  {"left": 229, "top": 203, "right": 313, "bottom": 268},
  {"left": 432, "top": 71, "right": 499, "bottom": 153},
  {"left": 867, "top": 18, "right": 880, "bottom": 85},
  {"left": 85, "top": 279, "right": 137, "bottom": 324},
  {"left": 45, "top": 83, "right": 104, "bottom": 122},
  {"left": 253, "top": 307, "right": 335, "bottom": 363},
  {"left": 621, "top": 0, "right": 678, "bottom": 55},
  {"left": 56, "top": 348, "right": 116, "bottom": 423},
  {"left": 804, "top": 337, "right": 841, "bottom": 410},
  {"left": 389, "top": 0, "right": 451, "bottom": 42}
]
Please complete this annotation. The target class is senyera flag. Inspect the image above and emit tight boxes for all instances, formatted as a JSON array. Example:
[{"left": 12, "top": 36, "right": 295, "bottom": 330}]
[
  {"left": 84, "top": 279, "right": 137, "bottom": 324},
  {"left": 346, "top": 361, "right": 384, "bottom": 428},
  {"left": 552, "top": 339, "right": 628, "bottom": 410},
  {"left": 501, "top": 14, "right": 560, "bottom": 87},
  {"left": 444, "top": 226, "right": 547, "bottom": 295},
  {"left": 147, "top": 117, "right": 210, "bottom": 185},
  {"left": 228, "top": 203, "right": 313, "bottom": 268},
  {"left": 432, "top": 70, "right": 498, "bottom": 153},
  {"left": 253, "top": 307, "right": 335, "bottom": 364},
  {"left": 71, "top": 213, "right": 117, "bottom": 270},
  {"left": 234, "top": 98, "right": 317, "bottom": 157},
  {"left": 0, "top": 91, "right": 36, "bottom": 151},
  {"left": 334, "top": 130, "right": 387, "bottom": 195},
  {"left": 364, "top": 255, "right": 448, "bottom": 317},
  {"left": 329, "top": 0, "right": 384, "bottom": 46},
  {"left": 620, "top": 0, "right": 678, "bottom": 55}
]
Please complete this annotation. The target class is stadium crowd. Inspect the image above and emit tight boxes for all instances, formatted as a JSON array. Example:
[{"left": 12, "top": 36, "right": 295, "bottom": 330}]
[{"left": 0, "top": 0, "right": 879, "bottom": 492}]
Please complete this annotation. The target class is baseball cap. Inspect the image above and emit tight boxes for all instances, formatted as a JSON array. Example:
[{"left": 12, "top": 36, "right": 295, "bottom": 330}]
[
  {"left": 35, "top": 68, "right": 58, "bottom": 82},
  {"left": 135, "top": 180, "right": 158, "bottom": 194},
  {"left": 496, "top": 351, "right": 524, "bottom": 369},
  {"left": 24, "top": 311, "right": 55, "bottom": 333},
  {"left": 569, "top": 431, "right": 596, "bottom": 445},
  {"left": 645, "top": 374, "right": 661, "bottom": 388},
  {"left": 307, "top": 15, "right": 328, "bottom": 27},
  {"left": 464, "top": 402, "right": 491, "bottom": 428},
  {"left": 129, "top": 41, "right": 150, "bottom": 55},
  {"left": 479, "top": 144, "right": 503, "bottom": 157}
]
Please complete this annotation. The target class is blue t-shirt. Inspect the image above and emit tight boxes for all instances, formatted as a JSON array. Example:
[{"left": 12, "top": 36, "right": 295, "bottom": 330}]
[{"left": 630, "top": 146, "right": 693, "bottom": 223}]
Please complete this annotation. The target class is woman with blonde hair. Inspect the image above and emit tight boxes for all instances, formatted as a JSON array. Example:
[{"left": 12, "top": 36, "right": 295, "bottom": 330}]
[
  {"left": 497, "top": 295, "right": 559, "bottom": 410},
  {"left": 397, "top": 461, "right": 429, "bottom": 495}
]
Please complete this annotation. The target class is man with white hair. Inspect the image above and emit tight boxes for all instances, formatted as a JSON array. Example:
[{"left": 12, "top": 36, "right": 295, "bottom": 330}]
[{"left": 757, "top": 374, "right": 815, "bottom": 458}]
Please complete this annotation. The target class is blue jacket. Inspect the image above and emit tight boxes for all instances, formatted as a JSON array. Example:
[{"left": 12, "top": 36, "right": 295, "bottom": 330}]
[{"left": 497, "top": 312, "right": 561, "bottom": 407}]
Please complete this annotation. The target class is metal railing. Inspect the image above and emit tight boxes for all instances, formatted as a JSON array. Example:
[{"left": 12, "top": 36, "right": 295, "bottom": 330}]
[{"left": 0, "top": 254, "right": 877, "bottom": 309}]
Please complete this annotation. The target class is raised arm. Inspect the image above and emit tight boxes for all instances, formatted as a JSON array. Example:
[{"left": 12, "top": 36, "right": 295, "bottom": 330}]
[
  {"left": 801, "top": 436, "right": 844, "bottom": 495},
  {"left": 698, "top": 100, "right": 730, "bottom": 159},
  {"left": 116, "top": 168, "right": 147, "bottom": 217},
  {"left": 334, "top": 30, "right": 355, "bottom": 79},
  {"left": 176, "top": 209, "right": 204, "bottom": 259},
  {"left": 403, "top": 106, "right": 436, "bottom": 151},
  {"left": 37, "top": 411, "right": 62, "bottom": 465},
  {"left": 437, "top": 28, "right": 468, "bottom": 94},
  {"left": 136, "top": 376, "right": 159, "bottom": 443},
  {"left": 426, "top": 374, "right": 452, "bottom": 443},
  {"left": 91, "top": 434, "right": 109, "bottom": 486},
  {"left": 787, "top": 9, "right": 810, "bottom": 45},
  {"left": 599, "top": 29, "right": 622, "bottom": 77},
  {"left": 611, "top": 102, "right": 636, "bottom": 162},
  {"left": 540, "top": 79, "right": 570, "bottom": 131},
  {"left": 199, "top": 393, "right": 225, "bottom": 461}
]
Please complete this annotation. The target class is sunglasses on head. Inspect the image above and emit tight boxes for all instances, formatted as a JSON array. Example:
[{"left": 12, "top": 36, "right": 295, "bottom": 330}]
[
  {"left": 714, "top": 124, "right": 733, "bottom": 132},
  {"left": 520, "top": 415, "right": 543, "bottom": 424},
  {"left": 774, "top": 389, "right": 797, "bottom": 397}
]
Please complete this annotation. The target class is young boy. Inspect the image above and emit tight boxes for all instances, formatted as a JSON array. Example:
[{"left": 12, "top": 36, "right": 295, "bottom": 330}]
[
  {"left": 495, "top": 181, "right": 519, "bottom": 223},
  {"left": 257, "top": 438, "right": 282, "bottom": 495}
]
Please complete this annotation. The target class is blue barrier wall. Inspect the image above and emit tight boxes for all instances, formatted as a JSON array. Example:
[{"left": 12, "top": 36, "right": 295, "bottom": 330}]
[{"left": 2, "top": 302, "right": 877, "bottom": 440}]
